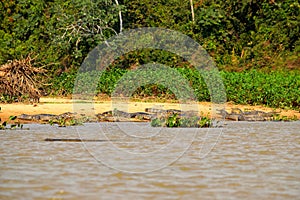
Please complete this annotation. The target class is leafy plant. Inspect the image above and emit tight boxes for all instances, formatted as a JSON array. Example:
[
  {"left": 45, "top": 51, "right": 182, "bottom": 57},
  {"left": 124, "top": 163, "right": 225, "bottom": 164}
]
[
  {"left": 0, "top": 115, "right": 24, "bottom": 130},
  {"left": 151, "top": 113, "right": 212, "bottom": 128},
  {"left": 272, "top": 114, "right": 298, "bottom": 121},
  {"left": 151, "top": 118, "right": 165, "bottom": 127}
]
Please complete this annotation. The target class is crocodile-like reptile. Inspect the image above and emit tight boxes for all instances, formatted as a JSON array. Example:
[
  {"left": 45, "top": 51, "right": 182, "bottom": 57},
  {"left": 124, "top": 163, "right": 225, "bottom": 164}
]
[
  {"left": 18, "top": 112, "right": 77, "bottom": 122},
  {"left": 17, "top": 108, "right": 199, "bottom": 123},
  {"left": 95, "top": 110, "right": 154, "bottom": 122},
  {"left": 217, "top": 108, "right": 279, "bottom": 121},
  {"left": 95, "top": 108, "right": 199, "bottom": 122},
  {"left": 145, "top": 108, "right": 198, "bottom": 117},
  {"left": 17, "top": 108, "right": 280, "bottom": 123},
  {"left": 18, "top": 113, "right": 58, "bottom": 121}
]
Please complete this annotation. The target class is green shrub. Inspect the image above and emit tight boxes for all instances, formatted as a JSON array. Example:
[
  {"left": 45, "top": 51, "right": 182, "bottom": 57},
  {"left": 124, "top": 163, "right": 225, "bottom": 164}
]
[{"left": 48, "top": 67, "right": 299, "bottom": 110}]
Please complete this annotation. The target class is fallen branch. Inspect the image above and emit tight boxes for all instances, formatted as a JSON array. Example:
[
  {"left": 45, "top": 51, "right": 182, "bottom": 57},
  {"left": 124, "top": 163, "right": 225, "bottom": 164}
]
[{"left": 0, "top": 55, "right": 46, "bottom": 102}]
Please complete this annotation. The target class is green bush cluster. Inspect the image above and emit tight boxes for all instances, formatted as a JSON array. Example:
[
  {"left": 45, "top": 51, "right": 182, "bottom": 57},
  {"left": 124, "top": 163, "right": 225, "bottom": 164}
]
[
  {"left": 151, "top": 114, "right": 211, "bottom": 128},
  {"left": 49, "top": 67, "right": 300, "bottom": 110},
  {"left": 221, "top": 70, "right": 300, "bottom": 109}
]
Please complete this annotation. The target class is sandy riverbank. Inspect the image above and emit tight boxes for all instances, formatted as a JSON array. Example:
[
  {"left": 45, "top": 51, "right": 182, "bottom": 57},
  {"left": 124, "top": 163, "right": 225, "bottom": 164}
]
[{"left": 0, "top": 97, "right": 299, "bottom": 122}]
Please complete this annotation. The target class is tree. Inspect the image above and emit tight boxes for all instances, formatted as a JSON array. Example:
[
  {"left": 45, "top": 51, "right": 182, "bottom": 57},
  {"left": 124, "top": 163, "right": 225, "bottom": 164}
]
[{"left": 0, "top": 0, "right": 124, "bottom": 71}]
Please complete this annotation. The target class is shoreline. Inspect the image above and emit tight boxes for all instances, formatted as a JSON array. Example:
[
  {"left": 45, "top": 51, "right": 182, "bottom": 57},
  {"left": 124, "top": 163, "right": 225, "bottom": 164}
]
[{"left": 0, "top": 97, "right": 299, "bottom": 122}]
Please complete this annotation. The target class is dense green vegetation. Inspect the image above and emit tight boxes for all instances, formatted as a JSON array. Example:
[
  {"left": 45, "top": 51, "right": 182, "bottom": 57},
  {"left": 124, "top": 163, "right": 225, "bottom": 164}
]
[
  {"left": 0, "top": 0, "right": 299, "bottom": 109},
  {"left": 151, "top": 114, "right": 211, "bottom": 128},
  {"left": 1, "top": 0, "right": 299, "bottom": 70},
  {"left": 49, "top": 68, "right": 300, "bottom": 110}
]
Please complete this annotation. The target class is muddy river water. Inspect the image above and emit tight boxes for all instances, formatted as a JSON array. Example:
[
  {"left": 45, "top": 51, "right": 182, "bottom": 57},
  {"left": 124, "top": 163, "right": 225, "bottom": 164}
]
[{"left": 0, "top": 121, "right": 299, "bottom": 199}]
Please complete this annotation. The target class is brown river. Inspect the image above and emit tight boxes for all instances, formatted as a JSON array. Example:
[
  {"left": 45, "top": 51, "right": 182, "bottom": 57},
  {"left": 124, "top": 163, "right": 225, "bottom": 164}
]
[{"left": 1, "top": 121, "right": 299, "bottom": 199}]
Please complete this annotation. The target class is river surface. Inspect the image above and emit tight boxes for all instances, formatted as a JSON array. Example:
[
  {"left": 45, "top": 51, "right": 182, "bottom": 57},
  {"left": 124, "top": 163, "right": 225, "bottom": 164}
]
[{"left": 0, "top": 121, "right": 299, "bottom": 199}]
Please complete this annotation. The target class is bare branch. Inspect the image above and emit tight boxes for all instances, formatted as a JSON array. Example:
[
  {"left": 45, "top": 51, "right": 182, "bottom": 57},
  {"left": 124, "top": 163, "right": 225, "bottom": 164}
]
[
  {"left": 114, "top": 0, "right": 123, "bottom": 33},
  {"left": 190, "top": 0, "right": 195, "bottom": 23},
  {"left": 56, "top": 2, "right": 121, "bottom": 47}
]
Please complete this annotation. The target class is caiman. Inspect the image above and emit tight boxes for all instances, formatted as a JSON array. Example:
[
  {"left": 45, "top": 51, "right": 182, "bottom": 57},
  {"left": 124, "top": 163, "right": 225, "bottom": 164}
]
[
  {"left": 17, "top": 112, "right": 76, "bottom": 122},
  {"left": 217, "top": 108, "right": 279, "bottom": 121},
  {"left": 17, "top": 108, "right": 279, "bottom": 123}
]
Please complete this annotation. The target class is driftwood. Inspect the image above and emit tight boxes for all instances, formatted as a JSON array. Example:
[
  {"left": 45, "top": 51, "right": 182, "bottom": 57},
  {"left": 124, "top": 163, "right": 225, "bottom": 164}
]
[{"left": 0, "top": 55, "right": 46, "bottom": 102}]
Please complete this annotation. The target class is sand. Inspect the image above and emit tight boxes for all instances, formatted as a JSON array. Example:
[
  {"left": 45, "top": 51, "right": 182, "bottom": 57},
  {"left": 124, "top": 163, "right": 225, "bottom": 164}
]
[{"left": 0, "top": 97, "right": 299, "bottom": 122}]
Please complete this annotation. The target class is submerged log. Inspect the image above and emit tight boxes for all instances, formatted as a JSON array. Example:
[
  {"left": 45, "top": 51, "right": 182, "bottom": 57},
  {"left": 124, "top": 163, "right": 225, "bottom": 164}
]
[{"left": 44, "top": 138, "right": 115, "bottom": 142}]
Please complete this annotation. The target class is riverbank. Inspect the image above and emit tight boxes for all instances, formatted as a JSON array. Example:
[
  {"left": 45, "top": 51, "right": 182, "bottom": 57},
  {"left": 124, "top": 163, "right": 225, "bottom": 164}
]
[{"left": 0, "top": 97, "right": 299, "bottom": 122}]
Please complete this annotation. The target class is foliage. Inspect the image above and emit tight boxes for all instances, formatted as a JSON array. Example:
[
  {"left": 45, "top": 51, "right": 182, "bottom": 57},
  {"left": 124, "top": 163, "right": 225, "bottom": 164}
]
[
  {"left": 48, "top": 67, "right": 127, "bottom": 95},
  {"left": 150, "top": 113, "right": 212, "bottom": 128},
  {"left": 0, "top": 0, "right": 122, "bottom": 73},
  {"left": 221, "top": 70, "right": 300, "bottom": 109},
  {"left": 49, "top": 117, "right": 83, "bottom": 127},
  {"left": 49, "top": 66, "right": 299, "bottom": 110},
  {"left": 0, "top": 113, "right": 24, "bottom": 130},
  {"left": 1, "top": 0, "right": 299, "bottom": 72},
  {"left": 193, "top": 0, "right": 300, "bottom": 70},
  {"left": 122, "top": 0, "right": 300, "bottom": 70},
  {"left": 272, "top": 114, "right": 298, "bottom": 121},
  {"left": 0, "top": 94, "right": 18, "bottom": 103},
  {"left": 1, "top": 0, "right": 299, "bottom": 110}
]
